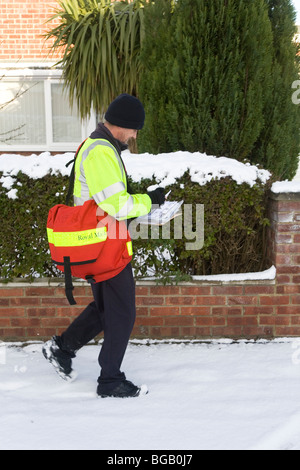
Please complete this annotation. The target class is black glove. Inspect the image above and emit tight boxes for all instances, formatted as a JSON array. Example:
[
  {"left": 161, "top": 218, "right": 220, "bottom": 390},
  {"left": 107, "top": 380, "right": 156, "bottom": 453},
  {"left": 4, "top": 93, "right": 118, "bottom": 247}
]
[{"left": 148, "top": 187, "right": 165, "bottom": 206}]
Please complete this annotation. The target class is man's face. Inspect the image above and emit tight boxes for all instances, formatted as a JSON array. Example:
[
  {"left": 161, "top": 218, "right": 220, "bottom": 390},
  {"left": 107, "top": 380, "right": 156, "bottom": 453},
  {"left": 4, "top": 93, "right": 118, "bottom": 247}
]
[{"left": 118, "top": 128, "right": 138, "bottom": 144}]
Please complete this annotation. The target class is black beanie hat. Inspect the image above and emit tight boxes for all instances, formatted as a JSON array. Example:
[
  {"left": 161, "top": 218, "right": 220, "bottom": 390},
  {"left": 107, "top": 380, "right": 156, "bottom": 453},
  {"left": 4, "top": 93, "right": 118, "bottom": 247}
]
[{"left": 104, "top": 93, "right": 145, "bottom": 130}]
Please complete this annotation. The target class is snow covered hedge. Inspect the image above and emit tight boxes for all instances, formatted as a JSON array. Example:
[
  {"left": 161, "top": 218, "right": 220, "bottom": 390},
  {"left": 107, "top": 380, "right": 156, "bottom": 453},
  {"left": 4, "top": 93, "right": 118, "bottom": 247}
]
[{"left": 0, "top": 150, "right": 272, "bottom": 281}]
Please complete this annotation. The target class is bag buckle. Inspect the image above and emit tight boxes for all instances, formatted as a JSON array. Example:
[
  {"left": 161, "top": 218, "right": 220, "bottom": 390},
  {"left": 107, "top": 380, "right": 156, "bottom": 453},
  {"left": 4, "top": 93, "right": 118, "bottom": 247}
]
[{"left": 85, "top": 275, "right": 96, "bottom": 285}]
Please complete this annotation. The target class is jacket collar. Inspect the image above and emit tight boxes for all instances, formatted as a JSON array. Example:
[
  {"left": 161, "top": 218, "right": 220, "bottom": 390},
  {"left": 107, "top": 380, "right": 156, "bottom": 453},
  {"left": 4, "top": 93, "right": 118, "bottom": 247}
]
[{"left": 90, "top": 122, "right": 128, "bottom": 155}]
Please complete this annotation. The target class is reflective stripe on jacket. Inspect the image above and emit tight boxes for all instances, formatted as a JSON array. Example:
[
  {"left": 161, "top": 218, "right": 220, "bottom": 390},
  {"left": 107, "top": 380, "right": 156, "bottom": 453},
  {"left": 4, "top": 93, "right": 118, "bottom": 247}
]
[{"left": 73, "top": 137, "right": 152, "bottom": 221}]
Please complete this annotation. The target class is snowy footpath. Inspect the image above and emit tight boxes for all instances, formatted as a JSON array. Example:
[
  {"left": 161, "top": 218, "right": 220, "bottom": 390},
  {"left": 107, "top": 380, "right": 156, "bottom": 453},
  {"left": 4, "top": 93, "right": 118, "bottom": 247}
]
[{"left": 1, "top": 339, "right": 300, "bottom": 450}]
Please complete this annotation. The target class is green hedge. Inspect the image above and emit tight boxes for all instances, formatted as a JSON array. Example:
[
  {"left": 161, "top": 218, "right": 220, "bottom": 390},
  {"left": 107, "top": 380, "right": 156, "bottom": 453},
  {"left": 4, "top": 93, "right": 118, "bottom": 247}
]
[
  {"left": 129, "top": 174, "right": 271, "bottom": 282},
  {"left": 138, "top": 0, "right": 300, "bottom": 181},
  {"left": 0, "top": 171, "right": 67, "bottom": 280},
  {"left": 0, "top": 169, "right": 272, "bottom": 283}
]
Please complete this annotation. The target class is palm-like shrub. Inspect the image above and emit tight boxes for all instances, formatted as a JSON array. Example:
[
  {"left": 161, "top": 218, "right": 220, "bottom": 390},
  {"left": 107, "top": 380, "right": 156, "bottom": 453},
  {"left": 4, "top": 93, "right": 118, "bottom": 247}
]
[{"left": 45, "top": 0, "right": 145, "bottom": 118}]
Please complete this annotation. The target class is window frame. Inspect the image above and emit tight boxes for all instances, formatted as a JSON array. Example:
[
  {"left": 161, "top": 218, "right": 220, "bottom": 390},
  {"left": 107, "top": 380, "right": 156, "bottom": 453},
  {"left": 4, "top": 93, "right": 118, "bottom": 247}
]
[{"left": 0, "top": 66, "right": 96, "bottom": 152}]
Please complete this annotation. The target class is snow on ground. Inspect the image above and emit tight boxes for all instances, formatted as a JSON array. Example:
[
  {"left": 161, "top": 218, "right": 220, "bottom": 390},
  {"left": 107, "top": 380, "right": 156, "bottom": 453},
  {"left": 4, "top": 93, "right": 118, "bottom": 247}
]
[{"left": 1, "top": 339, "right": 300, "bottom": 450}]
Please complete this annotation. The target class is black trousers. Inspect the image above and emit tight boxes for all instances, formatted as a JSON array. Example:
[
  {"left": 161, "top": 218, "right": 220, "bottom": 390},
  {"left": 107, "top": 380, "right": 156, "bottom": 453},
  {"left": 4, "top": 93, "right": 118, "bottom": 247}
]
[{"left": 59, "top": 263, "right": 136, "bottom": 388}]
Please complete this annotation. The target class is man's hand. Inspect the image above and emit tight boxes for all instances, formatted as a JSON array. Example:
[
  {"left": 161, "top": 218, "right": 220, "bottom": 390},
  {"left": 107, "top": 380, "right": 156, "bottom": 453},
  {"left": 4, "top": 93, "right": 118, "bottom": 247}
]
[{"left": 148, "top": 188, "right": 165, "bottom": 206}]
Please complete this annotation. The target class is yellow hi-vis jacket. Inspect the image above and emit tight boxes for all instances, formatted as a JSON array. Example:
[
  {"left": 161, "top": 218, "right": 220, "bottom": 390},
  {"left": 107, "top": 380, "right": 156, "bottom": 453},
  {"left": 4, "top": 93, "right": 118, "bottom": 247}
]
[{"left": 73, "top": 137, "right": 152, "bottom": 221}]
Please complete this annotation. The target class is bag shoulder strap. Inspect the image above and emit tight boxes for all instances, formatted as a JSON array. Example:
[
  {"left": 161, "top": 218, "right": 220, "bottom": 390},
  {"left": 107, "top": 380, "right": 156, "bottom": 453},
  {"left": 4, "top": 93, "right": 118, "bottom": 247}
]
[
  {"left": 63, "top": 256, "right": 76, "bottom": 305},
  {"left": 65, "top": 139, "right": 88, "bottom": 206}
]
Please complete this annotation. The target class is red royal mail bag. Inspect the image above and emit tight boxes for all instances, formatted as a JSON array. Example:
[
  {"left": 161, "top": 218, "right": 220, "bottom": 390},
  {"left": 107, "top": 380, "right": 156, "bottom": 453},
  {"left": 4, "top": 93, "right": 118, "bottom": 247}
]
[{"left": 47, "top": 199, "right": 133, "bottom": 305}]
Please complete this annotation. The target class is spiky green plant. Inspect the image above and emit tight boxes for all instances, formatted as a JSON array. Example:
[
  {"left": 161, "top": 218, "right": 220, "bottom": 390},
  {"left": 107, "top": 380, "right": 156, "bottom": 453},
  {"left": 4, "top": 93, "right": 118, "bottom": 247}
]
[{"left": 44, "top": 0, "right": 145, "bottom": 118}]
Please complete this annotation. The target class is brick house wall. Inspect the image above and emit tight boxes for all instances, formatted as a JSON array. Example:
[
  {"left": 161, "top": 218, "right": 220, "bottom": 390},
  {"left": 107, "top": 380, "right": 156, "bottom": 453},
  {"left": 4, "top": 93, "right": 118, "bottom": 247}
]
[
  {"left": 0, "top": 0, "right": 61, "bottom": 62},
  {"left": 0, "top": 1, "right": 95, "bottom": 155},
  {"left": 0, "top": 190, "right": 300, "bottom": 342}
]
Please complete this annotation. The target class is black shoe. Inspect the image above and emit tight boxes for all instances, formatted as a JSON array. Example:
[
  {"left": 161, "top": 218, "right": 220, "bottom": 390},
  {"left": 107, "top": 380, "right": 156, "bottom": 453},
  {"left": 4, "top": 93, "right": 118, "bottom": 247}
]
[
  {"left": 97, "top": 380, "right": 149, "bottom": 398},
  {"left": 42, "top": 336, "right": 77, "bottom": 382}
]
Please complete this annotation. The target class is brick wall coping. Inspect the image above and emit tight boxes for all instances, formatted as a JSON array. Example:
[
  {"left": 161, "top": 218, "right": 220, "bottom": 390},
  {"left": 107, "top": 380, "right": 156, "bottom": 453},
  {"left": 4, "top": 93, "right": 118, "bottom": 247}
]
[
  {"left": 270, "top": 188, "right": 300, "bottom": 201},
  {"left": 0, "top": 269, "right": 277, "bottom": 289}
]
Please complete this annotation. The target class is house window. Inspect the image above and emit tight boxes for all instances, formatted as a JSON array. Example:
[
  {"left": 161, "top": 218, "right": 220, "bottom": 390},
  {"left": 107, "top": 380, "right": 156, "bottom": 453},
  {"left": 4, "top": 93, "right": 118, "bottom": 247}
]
[
  {"left": 0, "top": 70, "right": 96, "bottom": 152},
  {"left": 0, "top": 81, "right": 46, "bottom": 146},
  {"left": 51, "top": 83, "right": 82, "bottom": 143}
]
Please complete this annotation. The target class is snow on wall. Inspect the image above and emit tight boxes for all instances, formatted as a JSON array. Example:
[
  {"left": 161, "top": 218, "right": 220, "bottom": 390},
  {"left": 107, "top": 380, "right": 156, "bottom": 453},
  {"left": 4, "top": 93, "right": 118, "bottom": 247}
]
[{"left": 0, "top": 150, "right": 272, "bottom": 200}]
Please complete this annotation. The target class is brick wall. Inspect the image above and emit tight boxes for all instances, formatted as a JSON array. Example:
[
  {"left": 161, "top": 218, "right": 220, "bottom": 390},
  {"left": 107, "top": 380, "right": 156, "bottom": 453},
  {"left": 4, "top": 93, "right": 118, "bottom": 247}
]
[
  {"left": 267, "top": 190, "right": 300, "bottom": 334},
  {"left": 0, "top": 0, "right": 61, "bottom": 62},
  {"left": 0, "top": 190, "right": 300, "bottom": 342}
]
